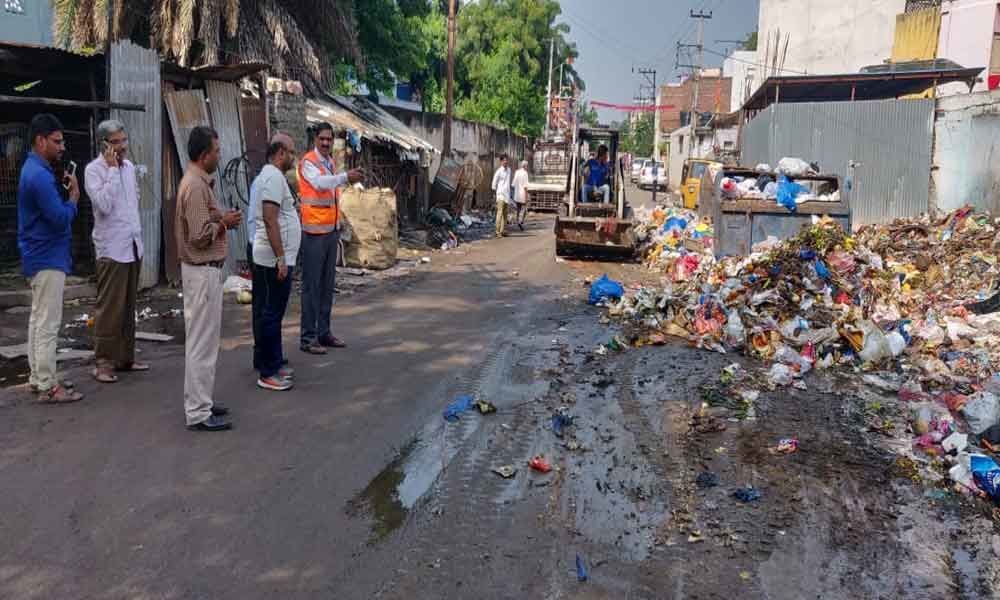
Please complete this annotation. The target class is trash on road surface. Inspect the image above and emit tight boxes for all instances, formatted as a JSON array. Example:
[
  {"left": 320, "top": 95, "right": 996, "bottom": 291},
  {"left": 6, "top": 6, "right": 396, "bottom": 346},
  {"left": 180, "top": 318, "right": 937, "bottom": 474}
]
[
  {"left": 551, "top": 413, "right": 573, "bottom": 438},
  {"left": 774, "top": 438, "right": 799, "bottom": 454},
  {"left": 695, "top": 471, "right": 720, "bottom": 488},
  {"left": 733, "top": 487, "right": 762, "bottom": 503},
  {"left": 491, "top": 465, "right": 516, "bottom": 479},
  {"left": 588, "top": 274, "right": 624, "bottom": 306},
  {"left": 529, "top": 456, "right": 552, "bottom": 473},
  {"left": 443, "top": 395, "right": 474, "bottom": 421},
  {"left": 474, "top": 399, "right": 497, "bottom": 415},
  {"left": 575, "top": 554, "right": 588, "bottom": 582}
]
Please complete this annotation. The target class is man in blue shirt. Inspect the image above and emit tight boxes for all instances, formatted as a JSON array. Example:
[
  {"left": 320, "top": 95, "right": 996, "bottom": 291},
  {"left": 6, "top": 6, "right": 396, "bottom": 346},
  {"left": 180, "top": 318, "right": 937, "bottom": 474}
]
[
  {"left": 581, "top": 144, "right": 611, "bottom": 204},
  {"left": 17, "top": 113, "right": 83, "bottom": 403}
]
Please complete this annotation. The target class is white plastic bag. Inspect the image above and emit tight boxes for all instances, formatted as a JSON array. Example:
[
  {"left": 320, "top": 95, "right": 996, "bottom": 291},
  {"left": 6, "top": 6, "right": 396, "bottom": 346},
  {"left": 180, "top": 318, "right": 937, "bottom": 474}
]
[
  {"left": 776, "top": 157, "right": 814, "bottom": 177},
  {"left": 858, "top": 321, "right": 892, "bottom": 363},
  {"left": 962, "top": 391, "right": 1000, "bottom": 434}
]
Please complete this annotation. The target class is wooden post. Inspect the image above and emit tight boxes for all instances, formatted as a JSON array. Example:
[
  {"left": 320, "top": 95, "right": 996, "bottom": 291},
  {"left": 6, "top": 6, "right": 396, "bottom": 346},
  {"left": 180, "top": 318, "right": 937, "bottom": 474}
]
[{"left": 442, "top": 0, "right": 457, "bottom": 157}]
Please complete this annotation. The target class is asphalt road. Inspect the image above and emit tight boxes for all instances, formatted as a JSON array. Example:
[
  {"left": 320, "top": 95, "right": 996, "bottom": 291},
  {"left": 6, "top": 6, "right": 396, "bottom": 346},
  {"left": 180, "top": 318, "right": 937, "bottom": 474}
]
[{"left": 3, "top": 201, "right": 999, "bottom": 599}]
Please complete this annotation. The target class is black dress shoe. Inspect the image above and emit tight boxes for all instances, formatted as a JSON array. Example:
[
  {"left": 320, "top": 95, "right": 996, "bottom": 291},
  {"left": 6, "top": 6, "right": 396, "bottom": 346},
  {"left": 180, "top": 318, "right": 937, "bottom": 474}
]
[
  {"left": 211, "top": 404, "right": 230, "bottom": 417},
  {"left": 187, "top": 415, "right": 232, "bottom": 432},
  {"left": 300, "top": 343, "right": 328, "bottom": 355}
]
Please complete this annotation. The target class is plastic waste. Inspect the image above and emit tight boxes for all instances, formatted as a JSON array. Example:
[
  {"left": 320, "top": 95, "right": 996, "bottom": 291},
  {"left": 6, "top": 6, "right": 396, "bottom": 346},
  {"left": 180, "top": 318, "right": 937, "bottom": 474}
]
[
  {"left": 776, "top": 157, "right": 814, "bottom": 177},
  {"left": 724, "top": 310, "right": 746, "bottom": 347},
  {"left": 491, "top": 465, "right": 516, "bottom": 479},
  {"left": 663, "top": 217, "right": 688, "bottom": 233},
  {"left": 551, "top": 413, "right": 573, "bottom": 438},
  {"left": 767, "top": 363, "right": 795, "bottom": 387},
  {"left": 754, "top": 163, "right": 772, "bottom": 173},
  {"left": 776, "top": 175, "right": 806, "bottom": 212},
  {"left": 733, "top": 487, "right": 762, "bottom": 502},
  {"left": 857, "top": 321, "right": 892, "bottom": 364},
  {"left": 576, "top": 554, "right": 589, "bottom": 582},
  {"left": 443, "top": 395, "right": 474, "bottom": 421},
  {"left": 942, "top": 432, "right": 969, "bottom": 454},
  {"left": 962, "top": 391, "right": 1000, "bottom": 435},
  {"left": 588, "top": 275, "right": 624, "bottom": 305},
  {"left": 529, "top": 456, "right": 552, "bottom": 473},
  {"left": 972, "top": 454, "right": 1000, "bottom": 501},
  {"left": 474, "top": 399, "right": 497, "bottom": 415},
  {"left": 775, "top": 438, "right": 799, "bottom": 454}
]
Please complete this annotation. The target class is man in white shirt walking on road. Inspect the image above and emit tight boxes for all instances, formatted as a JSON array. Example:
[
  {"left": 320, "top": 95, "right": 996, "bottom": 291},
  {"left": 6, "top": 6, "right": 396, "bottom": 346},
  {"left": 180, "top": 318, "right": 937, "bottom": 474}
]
[{"left": 491, "top": 154, "right": 512, "bottom": 238}]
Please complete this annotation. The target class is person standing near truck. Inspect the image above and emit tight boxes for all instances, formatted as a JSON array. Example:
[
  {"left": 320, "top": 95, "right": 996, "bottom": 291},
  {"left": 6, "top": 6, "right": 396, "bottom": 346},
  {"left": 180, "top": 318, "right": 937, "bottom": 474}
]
[{"left": 512, "top": 160, "right": 530, "bottom": 231}]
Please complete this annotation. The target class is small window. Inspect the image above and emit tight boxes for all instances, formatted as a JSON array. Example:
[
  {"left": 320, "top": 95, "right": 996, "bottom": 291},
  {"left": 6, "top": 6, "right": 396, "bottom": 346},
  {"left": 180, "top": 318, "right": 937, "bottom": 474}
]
[{"left": 4, "top": 0, "right": 24, "bottom": 14}]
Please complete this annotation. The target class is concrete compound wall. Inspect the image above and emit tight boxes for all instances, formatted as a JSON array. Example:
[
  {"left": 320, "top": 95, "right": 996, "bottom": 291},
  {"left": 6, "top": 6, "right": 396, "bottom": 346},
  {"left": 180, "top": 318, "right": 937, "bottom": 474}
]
[
  {"left": 385, "top": 107, "right": 530, "bottom": 208},
  {"left": 723, "top": 51, "right": 758, "bottom": 112},
  {"left": 756, "top": 0, "right": 906, "bottom": 88},
  {"left": 932, "top": 89, "right": 1000, "bottom": 214}
]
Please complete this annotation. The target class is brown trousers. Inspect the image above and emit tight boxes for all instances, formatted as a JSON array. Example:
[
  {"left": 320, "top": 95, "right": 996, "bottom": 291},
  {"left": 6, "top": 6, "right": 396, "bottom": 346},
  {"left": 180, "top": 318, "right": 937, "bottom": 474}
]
[{"left": 94, "top": 247, "right": 140, "bottom": 368}]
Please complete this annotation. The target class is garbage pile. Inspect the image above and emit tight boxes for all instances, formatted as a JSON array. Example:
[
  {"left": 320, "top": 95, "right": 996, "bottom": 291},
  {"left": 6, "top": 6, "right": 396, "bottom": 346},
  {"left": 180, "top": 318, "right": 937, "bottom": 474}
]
[
  {"left": 632, "top": 206, "right": 715, "bottom": 281},
  {"left": 607, "top": 208, "right": 1000, "bottom": 386}
]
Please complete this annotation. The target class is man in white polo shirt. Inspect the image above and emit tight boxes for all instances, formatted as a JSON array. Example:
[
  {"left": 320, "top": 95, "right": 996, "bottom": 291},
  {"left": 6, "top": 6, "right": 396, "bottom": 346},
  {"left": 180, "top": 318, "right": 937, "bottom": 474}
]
[{"left": 251, "top": 132, "right": 300, "bottom": 391}]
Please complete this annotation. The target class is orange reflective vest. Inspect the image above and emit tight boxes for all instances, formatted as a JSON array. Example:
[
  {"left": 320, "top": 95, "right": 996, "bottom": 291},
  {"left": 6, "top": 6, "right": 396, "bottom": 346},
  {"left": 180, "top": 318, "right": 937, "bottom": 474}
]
[{"left": 297, "top": 149, "right": 340, "bottom": 235}]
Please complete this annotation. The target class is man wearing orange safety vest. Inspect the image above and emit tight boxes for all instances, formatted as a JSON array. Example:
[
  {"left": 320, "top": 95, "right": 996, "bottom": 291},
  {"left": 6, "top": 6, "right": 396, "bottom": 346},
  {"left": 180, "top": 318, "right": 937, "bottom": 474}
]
[{"left": 297, "top": 122, "right": 362, "bottom": 355}]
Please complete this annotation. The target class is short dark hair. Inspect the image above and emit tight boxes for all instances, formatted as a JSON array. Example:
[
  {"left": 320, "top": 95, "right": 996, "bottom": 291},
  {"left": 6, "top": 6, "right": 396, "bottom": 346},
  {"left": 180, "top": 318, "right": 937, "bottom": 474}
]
[
  {"left": 188, "top": 126, "right": 218, "bottom": 162},
  {"left": 313, "top": 122, "right": 334, "bottom": 136},
  {"left": 28, "top": 113, "right": 64, "bottom": 145},
  {"left": 266, "top": 140, "right": 286, "bottom": 161},
  {"left": 499, "top": 153, "right": 509, "bottom": 162},
  {"left": 597, "top": 145, "right": 608, "bottom": 156}
]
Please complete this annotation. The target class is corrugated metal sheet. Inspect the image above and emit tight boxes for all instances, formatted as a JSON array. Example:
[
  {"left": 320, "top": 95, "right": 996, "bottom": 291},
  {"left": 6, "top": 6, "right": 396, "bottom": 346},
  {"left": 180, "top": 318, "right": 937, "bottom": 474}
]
[
  {"left": 306, "top": 95, "right": 436, "bottom": 157},
  {"left": 740, "top": 99, "right": 935, "bottom": 226},
  {"left": 110, "top": 40, "right": 161, "bottom": 289},
  {"left": 205, "top": 80, "right": 250, "bottom": 276}
]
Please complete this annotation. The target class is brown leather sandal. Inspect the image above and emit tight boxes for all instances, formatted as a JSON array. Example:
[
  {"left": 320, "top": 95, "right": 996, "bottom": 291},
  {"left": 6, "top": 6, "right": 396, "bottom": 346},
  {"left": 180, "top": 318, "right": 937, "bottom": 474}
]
[{"left": 37, "top": 384, "right": 84, "bottom": 404}]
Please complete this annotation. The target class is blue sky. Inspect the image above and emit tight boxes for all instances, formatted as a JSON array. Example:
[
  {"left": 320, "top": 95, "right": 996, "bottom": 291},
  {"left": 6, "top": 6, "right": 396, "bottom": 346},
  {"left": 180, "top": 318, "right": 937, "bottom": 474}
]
[{"left": 557, "top": 0, "right": 761, "bottom": 122}]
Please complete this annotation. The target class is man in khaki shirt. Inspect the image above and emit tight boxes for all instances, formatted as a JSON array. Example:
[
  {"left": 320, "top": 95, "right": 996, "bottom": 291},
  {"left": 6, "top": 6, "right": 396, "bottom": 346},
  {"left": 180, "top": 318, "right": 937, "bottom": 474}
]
[{"left": 175, "top": 126, "right": 241, "bottom": 432}]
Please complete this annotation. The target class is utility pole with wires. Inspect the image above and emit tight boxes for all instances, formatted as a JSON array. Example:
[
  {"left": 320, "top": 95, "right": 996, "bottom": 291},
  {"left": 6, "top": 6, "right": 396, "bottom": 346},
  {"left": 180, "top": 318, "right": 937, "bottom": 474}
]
[
  {"left": 633, "top": 66, "right": 658, "bottom": 204},
  {"left": 442, "top": 0, "right": 457, "bottom": 157},
  {"left": 687, "top": 9, "right": 712, "bottom": 160},
  {"left": 544, "top": 37, "right": 555, "bottom": 138}
]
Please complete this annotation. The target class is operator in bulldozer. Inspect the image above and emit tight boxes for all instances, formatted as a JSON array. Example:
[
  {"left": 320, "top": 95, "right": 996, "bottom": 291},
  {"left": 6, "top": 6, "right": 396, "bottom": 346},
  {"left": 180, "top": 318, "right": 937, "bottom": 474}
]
[{"left": 580, "top": 144, "right": 610, "bottom": 204}]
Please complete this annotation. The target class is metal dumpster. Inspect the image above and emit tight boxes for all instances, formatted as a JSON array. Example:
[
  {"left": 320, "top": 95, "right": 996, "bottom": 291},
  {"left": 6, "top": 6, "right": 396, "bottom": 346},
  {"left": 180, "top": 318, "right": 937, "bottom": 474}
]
[{"left": 701, "top": 168, "right": 851, "bottom": 258}]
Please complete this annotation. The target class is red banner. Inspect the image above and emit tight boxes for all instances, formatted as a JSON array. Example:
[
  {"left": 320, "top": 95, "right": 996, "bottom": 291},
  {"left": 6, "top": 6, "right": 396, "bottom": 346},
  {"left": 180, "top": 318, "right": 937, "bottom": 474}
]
[{"left": 589, "top": 100, "right": 677, "bottom": 112}]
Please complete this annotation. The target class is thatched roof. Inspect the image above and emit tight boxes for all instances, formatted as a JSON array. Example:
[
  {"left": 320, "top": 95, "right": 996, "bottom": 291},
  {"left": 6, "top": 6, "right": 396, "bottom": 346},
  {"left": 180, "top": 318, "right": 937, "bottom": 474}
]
[{"left": 52, "top": 0, "right": 362, "bottom": 95}]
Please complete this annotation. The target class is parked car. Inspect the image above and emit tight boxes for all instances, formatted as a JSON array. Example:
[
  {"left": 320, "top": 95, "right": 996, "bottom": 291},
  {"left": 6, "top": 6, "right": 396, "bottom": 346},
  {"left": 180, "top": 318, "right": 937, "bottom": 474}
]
[
  {"left": 639, "top": 161, "right": 667, "bottom": 190},
  {"left": 630, "top": 158, "right": 649, "bottom": 183}
]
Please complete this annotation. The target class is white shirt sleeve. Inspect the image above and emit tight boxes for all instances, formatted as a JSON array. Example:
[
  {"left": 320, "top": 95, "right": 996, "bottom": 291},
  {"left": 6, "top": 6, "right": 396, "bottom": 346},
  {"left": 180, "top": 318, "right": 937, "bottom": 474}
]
[
  {"left": 491, "top": 168, "right": 502, "bottom": 192},
  {"left": 301, "top": 158, "right": 348, "bottom": 191},
  {"left": 84, "top": 159, "right": 120, "bottom": 216}
]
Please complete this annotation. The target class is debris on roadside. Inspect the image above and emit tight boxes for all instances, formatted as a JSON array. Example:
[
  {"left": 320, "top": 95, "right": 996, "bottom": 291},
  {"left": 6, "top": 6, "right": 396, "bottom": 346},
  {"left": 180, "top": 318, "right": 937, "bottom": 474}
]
[
  {"left": 474, "top": 399, "right": 497, "bottom": 415},
  {"left": 733, "top": 487, "right": 762, "bottom": 503},
  {"left": 491, "top": 465, "right": 517, "bottom": 479},
  {"left": 575, "top": 553, "right": 589, "bottom": 582},
  {"left": 774, "top": 438, "right": 799, "bottom": 455},
  {"left": 695, "top": 471, "right": 720, "bottom": 488},
  {"left": 551, "top": 413, "right": 573, "bottom": 438},
  {"left": 442, "top": 395, "right": 474, "bottom": 422},
  {"left": 588, "top": 274, "right": 624, "bottom": 306},
  {"left": 529, "top": 455, "right": 552, "bottom": 473}
]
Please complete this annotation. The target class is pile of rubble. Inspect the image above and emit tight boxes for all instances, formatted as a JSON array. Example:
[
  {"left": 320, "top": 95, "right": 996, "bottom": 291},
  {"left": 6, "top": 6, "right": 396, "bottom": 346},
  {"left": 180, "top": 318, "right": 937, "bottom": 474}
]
[{"left": 601, "top": 207, "right": 1000, "bottom": 501}]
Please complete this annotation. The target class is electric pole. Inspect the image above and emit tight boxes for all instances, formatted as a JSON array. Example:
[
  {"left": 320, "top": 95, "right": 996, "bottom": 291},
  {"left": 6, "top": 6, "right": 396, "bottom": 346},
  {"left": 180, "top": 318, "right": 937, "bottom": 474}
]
[
  {"left": 544, "top": 38, "right": 555, "bottom": 138},
  {"left": 443, "top": 0, "right": 457, "bottom": 157},
  {"left": 688, "top": 9, "right": 712, "bottom": 160},
  {"left": 635, "top": 66, "right": 658, "bottom": 205}
]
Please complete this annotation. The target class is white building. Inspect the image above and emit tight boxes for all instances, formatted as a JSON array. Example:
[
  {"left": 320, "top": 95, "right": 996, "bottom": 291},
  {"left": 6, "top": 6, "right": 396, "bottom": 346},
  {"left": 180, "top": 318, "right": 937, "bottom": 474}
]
[
  {"left": 666, "top": 124, "right": 738, "bottom": 190},
  {"left": 722, "top": 50, "right": 758, "bottom": 111},
  {"left": 754, "top": 0, "right": 907, "bottom": 90},
  {"left": 937, "top": 0, "right": 1000, "bottom": 96}
]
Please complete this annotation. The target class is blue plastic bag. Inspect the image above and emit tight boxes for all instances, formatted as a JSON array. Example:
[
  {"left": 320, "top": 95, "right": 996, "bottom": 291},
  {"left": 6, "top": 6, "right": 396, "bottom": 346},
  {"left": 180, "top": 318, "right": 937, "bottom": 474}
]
[
  {"left": 814, "top": 260, "right": 831, "bottom": 280},
  {"left": 972, "top": 454, "right": 1000, "bottom": 501},
  {"left": 576, "top": 554, "right": 589, "bottom": 582},
  {"left": 588, "top": 275, "right": 624, "bottom": 305},
  {"left": 443, "top": 395, "right": 474, "bottom": 422},
  {"left": 733, "top": 487, "right": 762, "bottom": 503},
  {"left": 776, "top": 175, "right": 806, "bottom": 212},
  {"left": 663, "top": 217, "right": 688, "bottom": 233}
]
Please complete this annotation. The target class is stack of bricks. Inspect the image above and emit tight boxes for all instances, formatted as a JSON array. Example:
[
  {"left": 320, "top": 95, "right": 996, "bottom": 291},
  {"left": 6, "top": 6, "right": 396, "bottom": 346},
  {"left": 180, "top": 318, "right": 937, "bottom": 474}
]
[{"left": 266, "top": 78, "right": 307, "bottom": 150}]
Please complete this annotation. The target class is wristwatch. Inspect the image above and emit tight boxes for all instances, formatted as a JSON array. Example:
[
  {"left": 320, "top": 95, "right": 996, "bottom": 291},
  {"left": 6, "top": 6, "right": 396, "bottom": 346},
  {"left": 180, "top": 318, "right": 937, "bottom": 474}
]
[{"left": 276, "top": 255, "right": 286, "bottom": 267}]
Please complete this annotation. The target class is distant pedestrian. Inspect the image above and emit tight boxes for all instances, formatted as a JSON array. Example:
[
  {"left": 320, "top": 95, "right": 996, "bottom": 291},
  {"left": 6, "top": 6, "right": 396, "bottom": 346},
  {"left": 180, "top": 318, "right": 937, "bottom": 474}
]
[
  {"left": 512, "top": 160, "right": 530, "bottom": 231},
  {"left": 85, "top": 119, "right": 148, "bottom": 384},
  {"left": 251, "top": 133, "right": 300, "bottom": 391},
  {"left": 296, "top": 122, "right": 362, "bottom": 355},
  {"left": 581, "top": 144, "right": 610, "bottom": 204},
  {"left": 176, "top": 125, "right": 241, "bottom": 432},
  {"left": 17, "top": 113, "right": 83, "bottom": 403},
  {"left": 491, "top": 154, "right": 513, "bottom": 237}
]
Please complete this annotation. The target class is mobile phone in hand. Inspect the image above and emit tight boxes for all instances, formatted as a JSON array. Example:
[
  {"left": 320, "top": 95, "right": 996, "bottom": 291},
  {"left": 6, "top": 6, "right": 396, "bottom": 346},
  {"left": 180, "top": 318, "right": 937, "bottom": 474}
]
[{"left": 62, "top": 160, "right": 77, "bottom": 190}]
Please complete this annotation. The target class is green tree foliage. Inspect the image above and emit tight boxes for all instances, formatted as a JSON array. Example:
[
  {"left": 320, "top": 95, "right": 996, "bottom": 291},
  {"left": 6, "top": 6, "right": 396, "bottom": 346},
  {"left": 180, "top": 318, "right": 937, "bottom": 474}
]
[
  {"left": 744, "top": 31, "right": 758, "bottom": 51},
  {"left": 579, "top": 101, "right": 600, "bottom": 127},
  {"left": 620, "top": 114, "right": 654, "bottom": 157}
]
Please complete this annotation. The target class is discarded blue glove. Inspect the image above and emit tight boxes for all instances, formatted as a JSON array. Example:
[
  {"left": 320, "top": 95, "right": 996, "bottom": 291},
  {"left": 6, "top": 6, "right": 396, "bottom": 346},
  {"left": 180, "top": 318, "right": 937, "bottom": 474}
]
[
  {"left": 552, "top": 414, "right": 573, "bottom": 438},
  {"left": 588, "top": 274, "right": 624, "bottom": 305},
  {"left": 733, "top": 487, "right": 762, "bottom": 503},
  {"left": 576, "top": 553, "right": 588, "bottom": 582},
  {"left": 443, "top": 395, "right": 474, "bottom": 422}
]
